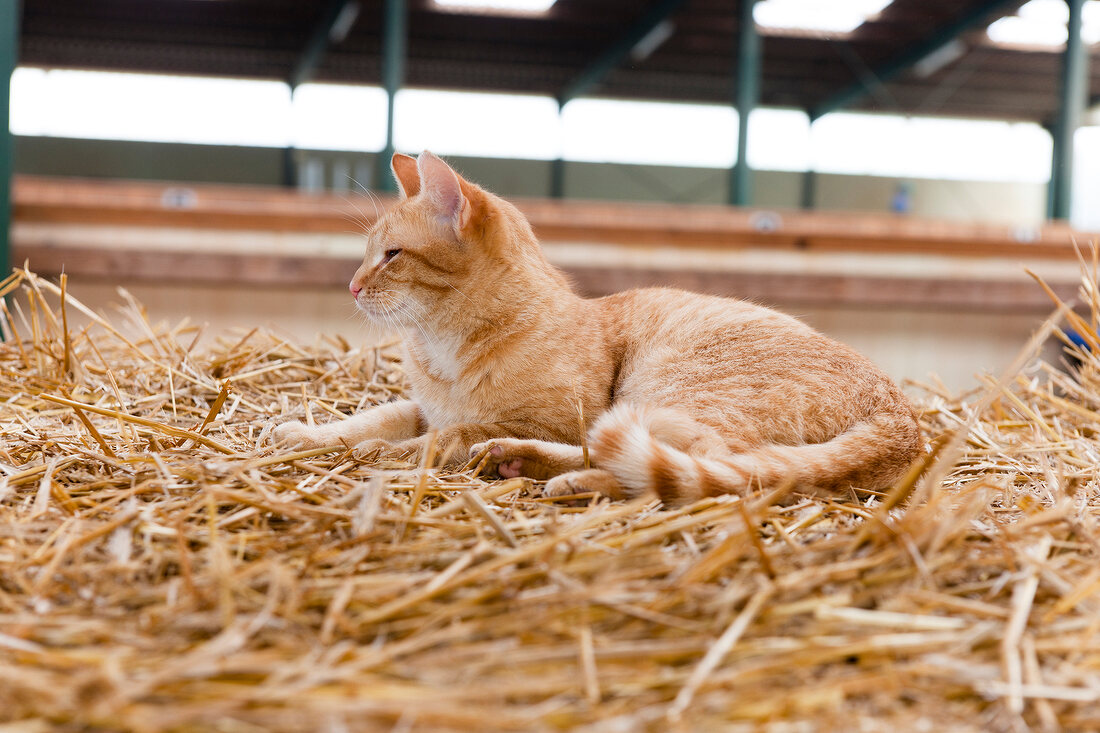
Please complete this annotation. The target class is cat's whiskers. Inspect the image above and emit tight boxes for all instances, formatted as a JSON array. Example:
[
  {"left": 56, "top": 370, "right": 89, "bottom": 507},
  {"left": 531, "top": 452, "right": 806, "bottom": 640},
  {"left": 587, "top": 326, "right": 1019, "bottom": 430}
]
[
  {"left": 364, "top": 189, "right": 386, "bottom": 221},
  {"left": 338, "top": 227, "right": 373, "bottom": 240},
  {"left": 346, "top": 173, "right": 368, "bottom": 194},
  {"left": 358, "top": 296, "right": 459, "bottom": 383},
  {"left": 373, "top": 301, "right": 406, "bottom": 343},
  {"left": 342, "top": 176, "right": 384, "bottom": 222},
  {"left": 391, "top": 301, "right": 443, "bottom": 353},
  {"left": 335, "top": 207, "right": 374, "bottom": 238},
  {"left": 319, "top": 184, "right": 379, "bottom": 240},
  {"left": 441, "top": 280, "right": 475, "bottom": 305},
  {"left": 388, "top": 293, "right": 438, "bottom": 328},
  {"left": 350, "top": 181, "right": 386, "bottom": 223},
  {"left": 377, "top": 293, "right": 464, "bottom": 379},
  {"left": 338, "top": 200, "right": 374, "bottom": 233},
  {"left": 374, "top": 290, "right": 436, "bottom": 343}
]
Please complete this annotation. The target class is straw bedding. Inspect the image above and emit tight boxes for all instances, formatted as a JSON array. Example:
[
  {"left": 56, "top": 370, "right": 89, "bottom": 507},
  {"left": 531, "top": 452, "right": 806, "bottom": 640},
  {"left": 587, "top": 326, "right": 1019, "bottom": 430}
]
[{"left": 2, "top": 264, "right": 1100, "bottom": 733}]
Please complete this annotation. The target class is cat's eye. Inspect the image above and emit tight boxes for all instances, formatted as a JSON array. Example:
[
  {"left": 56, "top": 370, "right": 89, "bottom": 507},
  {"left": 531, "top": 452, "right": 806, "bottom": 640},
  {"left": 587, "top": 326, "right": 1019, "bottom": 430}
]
[{"left": 383, "top": 248, "right": 401, "bottom": 262}]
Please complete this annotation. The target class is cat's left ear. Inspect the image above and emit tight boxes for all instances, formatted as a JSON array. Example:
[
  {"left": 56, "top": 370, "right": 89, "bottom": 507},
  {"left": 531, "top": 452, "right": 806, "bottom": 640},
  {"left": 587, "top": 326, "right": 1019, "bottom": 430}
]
[
  {"left": 391, "top": 153, "right": 421, "bottom": 198},
  {"left": 417, "top": 151, "right": 474, "bottom": 233}
]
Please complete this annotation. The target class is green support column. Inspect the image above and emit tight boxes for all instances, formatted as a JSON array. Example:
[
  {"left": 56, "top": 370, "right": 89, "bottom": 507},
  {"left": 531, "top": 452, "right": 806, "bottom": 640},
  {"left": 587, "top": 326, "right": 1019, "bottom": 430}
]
[
  {"left": 1049, "top": 0, "right": 1088, "bottom": 220},
  {"left": 282, "top": 143, "right": 298, "bottom": 188},
  {"left": 550, "top": 157, "right": 565, "bottom": 199},
  {"left": 729, "top": 0, "right": 760, "bottom": 206},
  {"left": 0, "top": 1, "right": 18, "bottom": 284},
  {"left": 375, "top": 0, "right": 407, "bottom": 193},
  {"left": 551, "top": 101, "right": 565, "bottom": 199},
  {"left": 287, "top": 1, "right": 361, "bottom": 188},
  {"left": 800, "top": 168, "right": 816, "bottom": 210},
  {"left": 551, "top": 0, "right": 687, "bottom": 200}
]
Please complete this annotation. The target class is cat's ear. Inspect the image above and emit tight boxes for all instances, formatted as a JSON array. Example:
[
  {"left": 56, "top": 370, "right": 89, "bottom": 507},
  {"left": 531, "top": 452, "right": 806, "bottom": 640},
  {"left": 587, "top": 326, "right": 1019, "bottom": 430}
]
[
  {"left": 417, "top": 151, "right": 473, "bottom": 232},
  {"left": 391, "top": 153, "right": 421, "bottom": 198}
]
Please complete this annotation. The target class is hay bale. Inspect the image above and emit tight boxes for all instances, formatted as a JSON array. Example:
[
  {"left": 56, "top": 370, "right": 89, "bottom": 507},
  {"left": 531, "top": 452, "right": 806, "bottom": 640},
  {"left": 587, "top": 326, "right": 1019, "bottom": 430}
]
[{"left": 1, "top": 265, "right": 1099, "bottom": 732}]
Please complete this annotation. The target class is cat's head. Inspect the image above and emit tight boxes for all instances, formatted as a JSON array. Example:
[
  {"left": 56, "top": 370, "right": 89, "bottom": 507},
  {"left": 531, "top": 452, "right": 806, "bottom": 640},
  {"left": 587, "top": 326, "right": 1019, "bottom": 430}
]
[{"left": 348, "top": 151, "right": 538, "bottom": 331}]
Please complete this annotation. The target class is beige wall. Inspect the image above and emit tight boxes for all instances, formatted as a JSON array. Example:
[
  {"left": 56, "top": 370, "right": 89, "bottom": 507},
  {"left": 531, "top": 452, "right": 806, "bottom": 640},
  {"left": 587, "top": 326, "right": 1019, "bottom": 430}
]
[
  {"left": 11, "top": 136, "right": 1055, "bottom": 395},
  {"left": 15, "top": 137, "right": 1049, "bottom": 227},
  {"left": 801, "top": 306, "right": 1042, "bottom": 392},
  {"left": 53, "top": 279, "right": 1043, "bottom": 396},
  {"left": 447, "top": 155, "right": 1048, "bottom": 226}
]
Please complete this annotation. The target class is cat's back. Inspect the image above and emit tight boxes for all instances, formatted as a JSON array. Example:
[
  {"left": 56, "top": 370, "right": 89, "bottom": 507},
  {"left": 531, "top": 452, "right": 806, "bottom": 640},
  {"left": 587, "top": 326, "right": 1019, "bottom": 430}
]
[
  {"left": 595, "top": 287, "right": 911, "bottom": 439},
  {"left": 597, "top": 286, "right": 888, "bottom": 381},
  {"left": 596, "top": 287, "right": 817, "bottom": 351}
]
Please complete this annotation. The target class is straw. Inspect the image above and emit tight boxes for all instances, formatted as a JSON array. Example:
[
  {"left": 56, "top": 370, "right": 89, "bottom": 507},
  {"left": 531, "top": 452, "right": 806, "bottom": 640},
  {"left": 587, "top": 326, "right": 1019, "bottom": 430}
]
[{"left": 2, "top": 263, "right": 1100, "bottom": 731}]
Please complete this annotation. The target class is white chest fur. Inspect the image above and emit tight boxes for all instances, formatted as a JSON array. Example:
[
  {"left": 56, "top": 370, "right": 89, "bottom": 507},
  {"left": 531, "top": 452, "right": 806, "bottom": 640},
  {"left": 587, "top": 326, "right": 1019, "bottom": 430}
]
[
  {"left": 407, "top": 330, "right": 464, "bottom": 382},
  {"left": 404, "top": 334, "right": 485, "bottom": 429}
]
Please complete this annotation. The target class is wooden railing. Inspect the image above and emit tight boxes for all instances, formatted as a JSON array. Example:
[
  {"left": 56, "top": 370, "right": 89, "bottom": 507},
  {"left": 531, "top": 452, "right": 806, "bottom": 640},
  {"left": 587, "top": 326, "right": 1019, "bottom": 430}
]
[
  {"left": 11, "top": 175, "right": 1096, "bottom": 312},
  {"left": 14, "top": 175, "right": 1090, "bottom": 256}
]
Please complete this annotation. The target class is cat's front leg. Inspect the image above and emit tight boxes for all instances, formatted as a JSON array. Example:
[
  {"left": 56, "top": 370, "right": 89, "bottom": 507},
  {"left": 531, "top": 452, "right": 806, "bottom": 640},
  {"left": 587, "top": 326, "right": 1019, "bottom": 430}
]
[
  {"left": 370, "top": 424, "right": 533, "bottom": 467},
  {"left": 469, "top": 438, "right": 586, "bottom": 480},
  {"left": 272, "top": 399, "right": 425, "bottom": 451}
]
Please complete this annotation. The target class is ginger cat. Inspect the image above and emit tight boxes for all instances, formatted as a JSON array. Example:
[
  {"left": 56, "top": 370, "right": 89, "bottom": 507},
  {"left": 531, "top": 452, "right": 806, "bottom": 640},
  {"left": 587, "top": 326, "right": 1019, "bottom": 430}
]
[{"left": 273, "top": 151, "right": 922, "bottom": 505}]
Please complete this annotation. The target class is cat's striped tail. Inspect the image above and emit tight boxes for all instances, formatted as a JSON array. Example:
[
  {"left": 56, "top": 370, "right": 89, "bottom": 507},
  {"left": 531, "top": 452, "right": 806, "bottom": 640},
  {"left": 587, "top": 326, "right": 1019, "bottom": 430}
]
[{"left": 589, "top": 403, "right": 923, "bottom": 505}]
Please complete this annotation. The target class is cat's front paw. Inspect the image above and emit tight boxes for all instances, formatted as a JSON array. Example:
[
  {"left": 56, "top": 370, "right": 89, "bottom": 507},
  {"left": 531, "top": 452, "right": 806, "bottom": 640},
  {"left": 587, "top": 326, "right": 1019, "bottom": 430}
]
[
  {"left": 469, "top": 439, "right": 583, "bottom": 480},
  {"left": 272, "top": 421, "right": 331, "bottom": 450},
  {"left": 469, "top": 439, "right": 528, "bottom": 479},
  {"left": 351, "top": 436, "right": 427, "bottom": 465},
  {"left": 351, "top": 438, "right": 397, "bottom": 463}
]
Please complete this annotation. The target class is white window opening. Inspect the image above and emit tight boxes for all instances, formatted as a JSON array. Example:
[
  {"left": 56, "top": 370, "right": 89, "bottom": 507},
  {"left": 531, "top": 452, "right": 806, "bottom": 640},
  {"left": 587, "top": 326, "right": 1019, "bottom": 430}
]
[
  {"left": 8, "top": 67, "right": 1056, "bottom": 186},
  {"left": 754, "top": 0, "right": 893, "bottom": 36}
]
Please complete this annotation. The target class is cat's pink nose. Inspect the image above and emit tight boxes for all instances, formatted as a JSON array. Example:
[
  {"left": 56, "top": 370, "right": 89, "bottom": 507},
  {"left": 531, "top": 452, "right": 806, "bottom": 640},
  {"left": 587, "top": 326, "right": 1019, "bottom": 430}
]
[{"left": 349, "top": 282, "right": 362, "bottom": 298}]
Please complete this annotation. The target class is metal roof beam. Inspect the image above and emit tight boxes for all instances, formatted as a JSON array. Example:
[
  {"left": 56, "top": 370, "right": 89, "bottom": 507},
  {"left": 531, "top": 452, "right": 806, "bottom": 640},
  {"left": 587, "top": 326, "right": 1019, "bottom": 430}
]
[
  {"left": 290, "top": 0, "right": 360, "bottom": 89},
  {"left": 808, "top": 0, "right": 1020, "bottom": 120},
  {"left": 556, "top": 0, "right": 687, "bottom": 105}
]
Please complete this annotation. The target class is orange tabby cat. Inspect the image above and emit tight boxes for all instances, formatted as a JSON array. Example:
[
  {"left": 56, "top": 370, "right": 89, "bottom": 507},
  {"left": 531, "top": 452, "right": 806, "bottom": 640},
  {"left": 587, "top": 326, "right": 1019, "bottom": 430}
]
[{"left": 273, "top": 151, "right": 922, "bottom": 505}]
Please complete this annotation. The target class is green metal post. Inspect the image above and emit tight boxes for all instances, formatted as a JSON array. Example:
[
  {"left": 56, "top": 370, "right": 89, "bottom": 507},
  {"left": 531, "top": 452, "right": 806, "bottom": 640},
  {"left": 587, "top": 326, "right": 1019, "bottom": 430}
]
[
  {"left": 552, "top": 0, "right": 687, "bottom": 199},
  {"left": 287, "top": 0, "right": 360, "bottom": 188},
  {"left": 1049, "top": 0, "right": 1087, "bottom": 220},
  {"left": 550, "top": 157, "right": 565, "bottom": 199},
  {"left": 375, "top": 0, "right": 406, "bottom": 193},
  {"left": 800, "top": 168, "right": 816, "bottom": 210},
  {"left": 0, "top": 1, "right": 18, "bottom": 285},
  {"left": 729, "top": 0, "right": 760, "bottom": 206},
  {"left": 551, "top": 101, "right": 565, "bottom": 199},
  {"left": 283, "top": 142, "right": 298, "bottom": 188}
]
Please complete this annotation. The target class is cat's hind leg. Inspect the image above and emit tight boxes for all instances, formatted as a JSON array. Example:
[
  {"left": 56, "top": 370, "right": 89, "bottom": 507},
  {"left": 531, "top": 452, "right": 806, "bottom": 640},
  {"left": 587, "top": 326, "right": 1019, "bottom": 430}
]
[
  {"left": 544, "top": 469, "right": 629, "bottom": 501},
  {"left": 587, "top": 402, "right": 745, "bottom": 506},
  {"left": 589, "top": 402, "right": 922, "bottom": 505},
  {"left": 470, "top": 438, "right": 586, "bottom": 480}
]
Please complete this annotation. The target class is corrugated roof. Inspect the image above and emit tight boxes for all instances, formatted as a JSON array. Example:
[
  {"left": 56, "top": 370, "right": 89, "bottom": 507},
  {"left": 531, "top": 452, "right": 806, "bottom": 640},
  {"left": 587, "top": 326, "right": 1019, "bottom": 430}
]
[{"left": 17, "top": 0, "right": 1099, "bottom": 121}]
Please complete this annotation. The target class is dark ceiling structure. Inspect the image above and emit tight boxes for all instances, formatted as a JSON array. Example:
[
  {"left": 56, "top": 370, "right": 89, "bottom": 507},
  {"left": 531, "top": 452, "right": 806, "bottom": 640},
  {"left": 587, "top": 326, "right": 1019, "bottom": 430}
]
[{"left": 18, "top": 0, "right": 1100, "bottom": 123}]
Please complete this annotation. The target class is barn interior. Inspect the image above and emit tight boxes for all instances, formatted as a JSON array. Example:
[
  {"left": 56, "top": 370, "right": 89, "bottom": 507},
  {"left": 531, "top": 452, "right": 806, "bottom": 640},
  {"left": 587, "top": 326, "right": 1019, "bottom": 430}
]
[
  {"left": 5, "top": 3, "right": 1100, "bottom": 731},
  {"left": 3, "top": 0, "right": 1099, "bottom": 390}
]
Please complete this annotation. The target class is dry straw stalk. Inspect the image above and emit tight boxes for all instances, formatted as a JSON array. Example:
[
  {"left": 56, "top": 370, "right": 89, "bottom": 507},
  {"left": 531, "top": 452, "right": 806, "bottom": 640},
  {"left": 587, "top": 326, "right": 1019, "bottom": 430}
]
[{"left": 2, "top": 262, "right": 1100, "bottom": 732}]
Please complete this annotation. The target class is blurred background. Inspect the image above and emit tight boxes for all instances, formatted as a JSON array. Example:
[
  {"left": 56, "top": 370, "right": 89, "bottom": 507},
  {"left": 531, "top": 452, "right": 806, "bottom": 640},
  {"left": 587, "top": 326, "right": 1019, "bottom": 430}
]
[{"left": 2, "top": 0, "right": 1099, "bottom": 390}]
